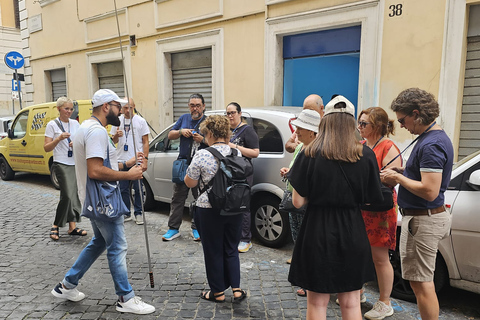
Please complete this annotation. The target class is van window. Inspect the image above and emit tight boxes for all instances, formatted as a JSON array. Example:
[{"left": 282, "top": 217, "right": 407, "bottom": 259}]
[
  {"left": 11, "top": 111, "right": 29, "bottom": 139},
  {"left": 252, "top": 118, "right": 283, "bottom": 153}
]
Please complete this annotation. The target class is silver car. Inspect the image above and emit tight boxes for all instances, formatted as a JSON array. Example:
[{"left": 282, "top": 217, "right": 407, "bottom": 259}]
[
  {"left": 142, "top": 108, "right": 301, "bottom": 247},
  {"left": 390, "top": 150, "right": 480, "bottom": 301}
]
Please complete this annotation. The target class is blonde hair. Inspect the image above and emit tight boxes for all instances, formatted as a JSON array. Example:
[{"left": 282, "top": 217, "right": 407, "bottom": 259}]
[
  {"left": 305, "top": 113, "right": 363, "bottom": 162},
  {"left": 56, "top": 96, "right": 73, "bottom": 108},
  {"left": 200, "top": 115, "right": 231, "bottom": 140}
]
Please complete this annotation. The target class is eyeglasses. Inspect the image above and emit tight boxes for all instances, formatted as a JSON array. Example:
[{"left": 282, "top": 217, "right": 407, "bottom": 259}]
[
  {"left": 397, "top": 113, "right": 411, "bottom": 125},
  {"left": 189, "top": 104, "right": 202, "bottom": 109},
  {"left": 225, "top": 111, "right": 237, "bottom": 116},
  {"left": 108, "top": 102, "right": 121, "bottom": 108},
  {"left": 357, "top": 121, "right": 371, "bottom": 128}
]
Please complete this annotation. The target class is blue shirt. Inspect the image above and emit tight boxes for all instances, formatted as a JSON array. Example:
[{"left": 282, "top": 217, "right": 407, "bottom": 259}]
[
  {"left": 398, "top": 129, "right": 454, "bottom": 209},
  {"left": 171, "top": 113, "right": 206, "bottom": 159}
]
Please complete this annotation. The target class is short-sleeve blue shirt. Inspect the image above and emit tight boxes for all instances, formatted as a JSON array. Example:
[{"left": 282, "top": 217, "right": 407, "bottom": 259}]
[
  {"left": 398, "top": 129, "right": 454, "bottom": 209},
  {"left": 171, "top": 113, "right": 206, "bottom": 159}
]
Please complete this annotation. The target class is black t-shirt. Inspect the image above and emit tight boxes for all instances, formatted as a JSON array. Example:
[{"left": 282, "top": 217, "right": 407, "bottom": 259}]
[{"left": 230, "top": 124, "right": 259, "bottom": 160}]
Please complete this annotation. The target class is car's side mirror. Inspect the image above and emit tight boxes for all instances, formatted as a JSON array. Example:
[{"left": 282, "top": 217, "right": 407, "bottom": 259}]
[
  {"left": 155, "top": 141, "right": 165, "bottom": 151},
  {"left": 7, "top": 128, "right": 13, "bottom": 139},
  {"left": 466, "top": 170, "right": 480, "bottom": 191}
]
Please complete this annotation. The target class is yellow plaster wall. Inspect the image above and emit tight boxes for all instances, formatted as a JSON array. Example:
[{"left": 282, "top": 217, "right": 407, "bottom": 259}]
[
  {"left": 378, "top": 0, "right": 446, "bottom": 145},
  {"left": 0, "top": 0, "right": 16, "bottom": 28},
  {"left": 267, "top": 0, "right": 358, "bottom": 18}
]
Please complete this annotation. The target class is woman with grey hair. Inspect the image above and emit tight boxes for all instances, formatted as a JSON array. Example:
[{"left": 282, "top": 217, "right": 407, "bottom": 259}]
[{"left": 44, "top": 97, "right": 85, "bottom": 240}]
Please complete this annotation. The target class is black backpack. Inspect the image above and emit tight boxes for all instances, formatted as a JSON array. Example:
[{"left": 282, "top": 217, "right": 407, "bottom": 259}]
[{"left": 199, "top": 146, "right": 254, "bottom": 216}]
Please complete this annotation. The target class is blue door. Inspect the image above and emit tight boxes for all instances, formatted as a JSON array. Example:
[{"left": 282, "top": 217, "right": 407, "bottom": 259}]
[{"left": 283, "top": 26, "right": 361, "bottom": 112}]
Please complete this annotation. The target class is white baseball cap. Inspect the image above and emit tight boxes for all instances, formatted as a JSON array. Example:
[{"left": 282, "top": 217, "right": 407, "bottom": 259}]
[
  {"left": 91, "top": 89, "right": 128, "bottom": 108},
  {"left": 291, "top": 109, "right": 321, "bottom": 133},
  {"left": 324, "top": 95, "right": 355, "bottom": 117}
]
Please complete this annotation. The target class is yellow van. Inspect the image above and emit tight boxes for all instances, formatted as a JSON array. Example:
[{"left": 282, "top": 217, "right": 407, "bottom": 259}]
[{"left": 0, "top": 100, "right": 93, "bottom": 189}]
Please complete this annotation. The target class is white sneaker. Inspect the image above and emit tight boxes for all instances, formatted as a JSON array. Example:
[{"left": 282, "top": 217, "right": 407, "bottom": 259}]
[
  {"left": 124, "top": 215, "right": 133, "bottom": 222},
  {"left": 51, "top": 283, "right": 85, "bottom": 302},
  {"left": 364, "top": 300, "right": 394, "bottom": 320},
  {"left": 116, "top": 296, "right": 155, "bottom": 314},
  {"left": 238, "top": 241, "right": 252, "bottom": 253},
  {"left": 135, "top": 215, "right": 144, "bottom": 225}
]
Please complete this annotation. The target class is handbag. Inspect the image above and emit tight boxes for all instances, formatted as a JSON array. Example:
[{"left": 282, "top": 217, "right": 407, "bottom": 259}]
[
  {"left": 279, "top": 185, "right": 307, "bottom": 215},
  {"left": 360, "top": 184, "right": 394, "bottom": 212},
  {"left": 172, "top": 158, "right": 188, "bottom": 183},
  {"left": 82, "top": 144, "right": 129, "bottom": 221}
]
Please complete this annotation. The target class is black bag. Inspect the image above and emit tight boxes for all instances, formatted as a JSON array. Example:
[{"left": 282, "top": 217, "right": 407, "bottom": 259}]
[
  {"left": 200, "top": 147, "right": 253, "bottom": 216},
  {"left": 279, "top": 189, "right": 307, "bottom": 215},
  {"left": 360, "top": 184, "right": 394, "bottom": 212},
  {"left": 172, "top": 158, "right": 188, "bottom": 184}
]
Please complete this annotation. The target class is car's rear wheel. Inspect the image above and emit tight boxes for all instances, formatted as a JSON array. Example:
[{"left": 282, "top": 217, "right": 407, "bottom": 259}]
[
  {"left": 390, "top": 233, "right": 449, "bottom": 302},
  {"left": 0, "top": 156, "right": 15, "bottom": 180},
  {"left": 130, "top": 180, "right": 157, "bottom": 211},
  {"left": 251, "top": 194, "right": 291, "bottom": 248},
  {"left": 50, "top": 163, "right": 60, "bottom": 190}
]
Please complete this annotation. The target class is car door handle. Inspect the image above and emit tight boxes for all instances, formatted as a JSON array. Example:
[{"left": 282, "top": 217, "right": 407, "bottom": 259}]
[{"left": 21, "top": 140, "right": 27, "bottom": 146}]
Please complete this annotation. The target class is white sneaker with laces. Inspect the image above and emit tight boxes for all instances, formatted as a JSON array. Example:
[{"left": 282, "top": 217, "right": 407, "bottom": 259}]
[
  {"left": 51, "top": 283, "right": 85, "bottom": 302},
  {"left": 135, "top": 214, "right": 144, "bottom": 225},
  {"left": 116, "top": 296, "right": 155, "bottom": 314},
  {"left": 335, "top": 291, "right": 366, "bottom": 305},
  {"left": 364, "top": 300, "right": 394, "bottom": 320}
]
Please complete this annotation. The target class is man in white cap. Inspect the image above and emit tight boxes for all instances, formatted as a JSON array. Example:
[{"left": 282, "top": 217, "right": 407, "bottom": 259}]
[{"left": 51, "top": 89, "right": 155, "bottom": 315}]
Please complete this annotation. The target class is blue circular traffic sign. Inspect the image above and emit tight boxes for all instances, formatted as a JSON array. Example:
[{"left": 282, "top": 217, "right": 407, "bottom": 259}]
[{"left": 4, "top": 51, "right": 24, "bottom": 70}]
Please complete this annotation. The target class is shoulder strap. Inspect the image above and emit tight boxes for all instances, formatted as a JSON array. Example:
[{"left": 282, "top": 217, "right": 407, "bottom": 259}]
[
  {"left": 230, "top": 125, "right": 249, "bottom": 142},
  {"left": 198, "top": 146, "right": 228, "bottom": 195},
  {"left": 338, "top": 162, "right": 359, "bottom": 203},
  {"left": 54, "top": 119, "right": 71, "bottom": 144}
]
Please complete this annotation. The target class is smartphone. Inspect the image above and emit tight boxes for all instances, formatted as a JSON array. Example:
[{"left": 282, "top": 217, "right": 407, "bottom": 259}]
[{"left": 192, "top": 130, "right": 197, "bottom": 134}]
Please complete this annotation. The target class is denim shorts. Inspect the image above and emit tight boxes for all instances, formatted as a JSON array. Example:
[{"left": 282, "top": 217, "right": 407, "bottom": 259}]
[{"left": 400, "top": 210, "right": 451, "bottom": 282}]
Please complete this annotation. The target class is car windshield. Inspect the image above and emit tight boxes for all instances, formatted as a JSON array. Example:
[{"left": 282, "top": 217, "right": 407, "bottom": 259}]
[{"left": 453, "top": 150, "right": 480, "bottom": 170}]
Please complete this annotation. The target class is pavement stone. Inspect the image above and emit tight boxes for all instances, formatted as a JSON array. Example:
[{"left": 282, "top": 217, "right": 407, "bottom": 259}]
[{"left": 1, "top": 174, "right": 480, "bottom": 319}]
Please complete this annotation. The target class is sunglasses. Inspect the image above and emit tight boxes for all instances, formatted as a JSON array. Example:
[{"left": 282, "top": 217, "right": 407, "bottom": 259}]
[
  {"left": 397, "top": 113, "right": 411, "bottom": 125},
  {"left": 225, "top": 111, "right": 237, "bottom": 116},
  {"left": 357, "top": 121, "right": 371, "bottom": 128}
]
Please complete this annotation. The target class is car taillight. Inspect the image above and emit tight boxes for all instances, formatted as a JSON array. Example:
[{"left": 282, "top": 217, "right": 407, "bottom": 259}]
[{"left": 288, "top": 118, "right": 296, "bottom": 133}]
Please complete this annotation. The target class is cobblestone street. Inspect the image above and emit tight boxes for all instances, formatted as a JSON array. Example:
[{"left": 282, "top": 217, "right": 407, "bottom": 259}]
[{"left": 1, "top": 173, "right": 479, "bottom": 319}]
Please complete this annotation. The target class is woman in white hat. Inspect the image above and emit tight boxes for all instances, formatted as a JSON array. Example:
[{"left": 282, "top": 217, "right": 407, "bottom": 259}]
[{"left": 280, "top": 109, "right": 320, "bottom": 297}]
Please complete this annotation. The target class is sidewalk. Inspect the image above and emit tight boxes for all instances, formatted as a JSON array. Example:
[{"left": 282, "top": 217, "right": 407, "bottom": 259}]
[{"left": 0, "top": 174, "right": 476, "bottom": 319}]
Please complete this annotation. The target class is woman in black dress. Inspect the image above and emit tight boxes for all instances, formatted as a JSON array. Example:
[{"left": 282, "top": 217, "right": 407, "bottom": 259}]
[{"left": 288, "top": 96, "right": 384, "bottom": 320}]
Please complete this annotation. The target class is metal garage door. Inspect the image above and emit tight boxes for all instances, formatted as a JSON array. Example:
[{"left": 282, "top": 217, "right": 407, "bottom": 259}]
[
  {"left": 98, "top": 61, "right": 125, "bottom": 98},
  {"left": 460, "top": 36, "right": 480, "bottom": 159},
  {"left": 171, "top": 48, "right": 212, "bottom": 121},
  {"left": 51, "top": 69, "right": 66, "bottom": 101}
]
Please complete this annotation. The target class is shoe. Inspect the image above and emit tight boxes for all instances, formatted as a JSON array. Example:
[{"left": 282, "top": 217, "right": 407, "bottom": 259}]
[
  {"left": 232, "top": 289, "right": 247, "bottom": 302},
  {"left": 116, "top": 296, "right": 155, "bottom": 314},
  {"left": 286, "top": 258, "right": 292, "bottom": 264},
  {"left": 124, "top": 215, "right": 133, "bottom": 222},
  {"left": 135, "top": 215, "right": 144, "bottom": 225},
  {"left": 238, "top": 241, "right": 252, "bottom": 253},
  {"left": 162, "top": 229, "right": 180, "bottom": 241},
  {"left": 335, "top": 292, "right": 366, "bottom": 305},
  {"left": 51, "top": 283, "right": 85, "bottom": 302},
  {"left": 297, "top": 288, "right": 307, "bottom": 297},
  {"left": 192, "top": 229, "right": 200, "bottom": 241},
  {"left": 364, "top": 300, "right": 394, "bottom": 320},
  {"left": 200, "top": 291, "right": 225, "bottom": 303}
]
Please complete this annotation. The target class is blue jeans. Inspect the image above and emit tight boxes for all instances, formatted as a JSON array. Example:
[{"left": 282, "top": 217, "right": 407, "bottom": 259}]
[
  {"left": 62, "top": 216, "right": 134, "bottom": 301},
  {"left": 120, "top": 179, "right": 142, "bottom": 217}
]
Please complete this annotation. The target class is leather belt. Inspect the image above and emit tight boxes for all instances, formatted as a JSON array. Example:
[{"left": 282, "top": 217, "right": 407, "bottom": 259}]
[{"left": 400, "top": 205, "right": 446, "bottom": 216}]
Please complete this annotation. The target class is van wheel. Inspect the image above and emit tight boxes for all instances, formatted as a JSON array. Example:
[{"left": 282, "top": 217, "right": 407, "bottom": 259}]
[
  {"left": 251, "top": 194, "right": 291, "bottom": 248},
  {"left": 0, "top": 157, "right": 15, "bottom": 180},
  {"left": 50, "top": 163, "right": 60, "bottom": 190}
]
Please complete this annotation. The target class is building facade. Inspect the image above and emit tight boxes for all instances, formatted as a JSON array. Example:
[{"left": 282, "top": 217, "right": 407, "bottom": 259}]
[
  {"left": 19, "top": 0, "right": 480, "bottom": 160},
  {"left": 0, "top": 0, "right": 22, "bottom": 116}
]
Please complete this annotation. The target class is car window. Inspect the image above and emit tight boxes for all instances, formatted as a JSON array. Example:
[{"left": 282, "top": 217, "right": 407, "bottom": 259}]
[
  {"left": 149, "top": 125, "right": 180, "bottom": 153},
  {"left": 252, "top": 118, "right": 283, "bottom": 153},
  {"left": 11, "top": 111, "right": 29, "bottom": 139}
]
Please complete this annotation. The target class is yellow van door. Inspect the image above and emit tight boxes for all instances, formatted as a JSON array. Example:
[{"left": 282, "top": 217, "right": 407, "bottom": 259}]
[
  {"left": 7, "top": 110, "right": 33, "bottom": 172},
  {"left": 28, "top": 106, "right": 53, "bottom": 174}
]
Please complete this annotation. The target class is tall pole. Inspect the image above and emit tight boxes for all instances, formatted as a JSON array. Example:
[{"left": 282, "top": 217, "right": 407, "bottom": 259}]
[{"left": 15, "top": 69, "right": 22, "bottom": 110}]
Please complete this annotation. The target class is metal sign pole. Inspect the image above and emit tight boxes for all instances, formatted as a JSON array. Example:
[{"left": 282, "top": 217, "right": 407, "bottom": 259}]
[{"left": 15, "top": 69, "right": 22, "bottom": 110}]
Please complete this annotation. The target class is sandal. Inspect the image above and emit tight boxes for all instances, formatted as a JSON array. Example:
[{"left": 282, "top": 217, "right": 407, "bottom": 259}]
[
  {"left": 297, "top": 288, "right": 307, "bottom": 297},
  {"left": 68, "top": 227, "right": 87, "bottom": 236},
  {"left": 50, "top": 227, "right": 59, "bottom": 241},
  {"left": 200, "top": 291, "right": 225, "bottom": 303},
  {"left": 232, "top": 289, "right": 247, "bottom": 302}
]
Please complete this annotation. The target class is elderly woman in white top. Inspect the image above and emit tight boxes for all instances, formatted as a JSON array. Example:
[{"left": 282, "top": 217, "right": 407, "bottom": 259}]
[{"left": 44, "top": 97, "right": 85, "bottom": 240}]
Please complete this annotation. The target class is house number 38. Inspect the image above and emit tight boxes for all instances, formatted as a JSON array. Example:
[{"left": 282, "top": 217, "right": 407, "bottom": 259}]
[{"left": 389, "top": 4, "right": 403, "bottom": 17}]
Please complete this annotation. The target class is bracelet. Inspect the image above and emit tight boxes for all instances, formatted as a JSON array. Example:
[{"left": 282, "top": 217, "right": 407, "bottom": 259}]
[
  {"left": 122, "top": 161, "right": 128, "bottom": 171},
  {"left": 144, "top": 156, "right": 148, "bottom": 160},
  {"left": 179, "top": 128, "right": 183, "bottom": 135},
  {"left": 202, "top": 137, "right": 205, "bottom": 144}
]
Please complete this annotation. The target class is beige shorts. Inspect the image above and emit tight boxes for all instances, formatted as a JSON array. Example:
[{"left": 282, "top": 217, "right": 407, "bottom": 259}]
[{"left": 400, "top": 210, "right": 451, "bottom": 282}]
